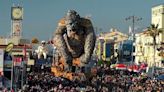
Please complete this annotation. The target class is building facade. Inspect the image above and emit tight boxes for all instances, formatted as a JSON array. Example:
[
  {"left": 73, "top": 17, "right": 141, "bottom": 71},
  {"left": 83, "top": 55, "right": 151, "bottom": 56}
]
[
  {"left": 0, "top": 36, "right": 30, "bottom": 45},
  {"left": 96, "top": 28, "right": 128, "bottom": 63},
  {"left": 152, "top": 4, "right": 164, "bottom": 29},
  {"left": 134, "top": 4, "right": 164, "bottom": 68},
  {"left": 134, "top": 31, "right": 164, "bottom": 67}
]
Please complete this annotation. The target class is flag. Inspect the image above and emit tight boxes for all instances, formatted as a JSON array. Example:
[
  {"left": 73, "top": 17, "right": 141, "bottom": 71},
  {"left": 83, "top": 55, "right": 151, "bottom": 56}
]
[
  {"left": 129, "top": 26, "right": 132, "bottom": 34},
  {"left": 23, "top": 45, "right": 27, "bottom": 61}
]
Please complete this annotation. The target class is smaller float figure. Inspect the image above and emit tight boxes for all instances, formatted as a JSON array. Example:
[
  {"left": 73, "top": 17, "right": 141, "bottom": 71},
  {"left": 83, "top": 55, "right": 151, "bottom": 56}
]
[{"left": 35, "top": 40, "right": 48, "bottom": 59}]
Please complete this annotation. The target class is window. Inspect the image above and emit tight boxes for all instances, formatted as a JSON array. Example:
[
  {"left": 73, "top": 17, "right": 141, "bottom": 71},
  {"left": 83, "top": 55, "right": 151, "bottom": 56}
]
[{"left": 162, "top": 60, "right": 164, "bottom": 64}]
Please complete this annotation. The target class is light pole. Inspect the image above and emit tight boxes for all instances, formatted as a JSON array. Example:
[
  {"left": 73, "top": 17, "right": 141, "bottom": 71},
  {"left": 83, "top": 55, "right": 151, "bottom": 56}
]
[{"left": 125, "top": 16, "right": 142, "bottom": 65}]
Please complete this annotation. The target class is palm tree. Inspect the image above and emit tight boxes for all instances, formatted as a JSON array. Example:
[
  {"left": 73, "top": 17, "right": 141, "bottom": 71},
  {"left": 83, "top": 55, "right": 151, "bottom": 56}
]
[
  {"left": 146, "top": 24, "right": 162, "bottom": 74},
  {"left": 31, "top": 37, "right": 39, "bottom": 44}
]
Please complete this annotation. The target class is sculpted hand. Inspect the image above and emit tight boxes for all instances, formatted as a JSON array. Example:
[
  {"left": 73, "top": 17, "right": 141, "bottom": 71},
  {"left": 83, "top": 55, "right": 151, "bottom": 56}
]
[
  {"left": 65, "top": 56, "right": 73, "bottom": 66},
  {"left": 79, "top": 54, "right": 90, "bottom": 67}
]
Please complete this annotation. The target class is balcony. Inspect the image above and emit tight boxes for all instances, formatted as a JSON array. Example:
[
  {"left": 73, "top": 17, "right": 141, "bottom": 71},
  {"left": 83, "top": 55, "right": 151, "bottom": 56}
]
[
  {"left": 133, "top": 52, "right": 143, "bottom": 56},
  {"left": 158, "top": 52, "right": 164, "bottom": 57},
  {"left": 157, "top": 47, "right": 164, "bottom": 51},
  {"left": 145, "top": 42, "right": 153, "bottom": 46}
]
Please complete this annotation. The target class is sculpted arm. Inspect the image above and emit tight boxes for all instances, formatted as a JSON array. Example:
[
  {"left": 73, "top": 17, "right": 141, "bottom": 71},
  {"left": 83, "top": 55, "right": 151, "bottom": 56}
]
[
  {"left": 80, "top": 19, "right": 96, "bottom": 65},
  {"left": 54, "top": 22, "right": 72, "bottom": 63}
]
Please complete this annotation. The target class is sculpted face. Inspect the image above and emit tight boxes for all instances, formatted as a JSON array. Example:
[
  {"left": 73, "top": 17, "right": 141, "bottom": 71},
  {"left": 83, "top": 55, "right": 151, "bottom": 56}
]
[
  {"left": 66, "top": 20, "right": 79, "bottom": 32},
  {"left": 65, "top": 10, "right": 80, "bottom": 38}
]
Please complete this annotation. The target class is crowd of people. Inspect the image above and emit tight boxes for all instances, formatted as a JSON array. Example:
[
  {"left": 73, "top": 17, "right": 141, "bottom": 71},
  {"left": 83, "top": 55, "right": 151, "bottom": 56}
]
[{"left": 15, "top": 63, "right": 164, "bottom": 92}]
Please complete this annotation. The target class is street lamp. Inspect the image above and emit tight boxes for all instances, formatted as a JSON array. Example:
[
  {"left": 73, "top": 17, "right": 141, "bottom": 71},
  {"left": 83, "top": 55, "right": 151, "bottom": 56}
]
[{"left": 125, "top": 16, "right": 142, "bottom": 65}]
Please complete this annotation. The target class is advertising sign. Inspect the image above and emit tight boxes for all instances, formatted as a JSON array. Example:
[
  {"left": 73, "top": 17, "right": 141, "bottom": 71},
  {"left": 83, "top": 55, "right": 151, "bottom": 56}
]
[
  {"left": 4, "top": 52, "right": 12, "bottom": 71},
  {"left": 13, "top": 56, "right": 23, "bottom": 66},
  {"left": 0, "top": 49, "right": 4, "bottom": 69},
  {"left": 12, "top": 21, "right": 22, "bottom": 36},
  {"left": 103, "top": 42, "right": 114, "bottom": 61},
  {"left": 5, "top": 43, "right": 14, "bottom": 53},
  {"left": 105, "top": 43, "right": 111, "bottom": 58},
  {"left": 4, "top": 60, "right": 12, "bottom": 71},
  {"left": 122, "top": 43, "right": 132, "bottom": 61}
]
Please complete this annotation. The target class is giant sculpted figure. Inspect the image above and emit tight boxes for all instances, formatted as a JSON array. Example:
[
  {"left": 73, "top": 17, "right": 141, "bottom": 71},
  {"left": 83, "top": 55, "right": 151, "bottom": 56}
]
[{"left": 53, "top": 10, "right": 96, "bottom": 70}]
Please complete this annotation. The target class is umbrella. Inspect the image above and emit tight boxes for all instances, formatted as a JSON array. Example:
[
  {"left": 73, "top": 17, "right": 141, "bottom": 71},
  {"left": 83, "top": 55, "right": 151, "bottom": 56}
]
[
  {"left": 127, "top": 65, "right": 133, "bottom": 72},
  {"left": 128, "top": 64, "right": 140, "bottom": 72},
  {"left": 110, "top": 64, "right": 116, "bottom": 68},
  {"left": 115, "top": 64, "right": 127, "bottom": 70},
  {"left": 139, "top": 63, "right": 148, "bottom": 71}
]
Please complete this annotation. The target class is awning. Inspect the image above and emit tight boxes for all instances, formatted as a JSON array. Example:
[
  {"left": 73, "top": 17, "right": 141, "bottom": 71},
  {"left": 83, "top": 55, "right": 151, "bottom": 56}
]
[{"left": 115, "top": 64, "right": 127, "bottom": 70}]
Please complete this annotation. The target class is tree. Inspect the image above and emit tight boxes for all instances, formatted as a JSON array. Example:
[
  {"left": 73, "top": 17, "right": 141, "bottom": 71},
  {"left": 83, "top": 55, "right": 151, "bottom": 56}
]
[
  {"left": 31, "top": 37, "right": 39, "bottom": 44},
  {"left": 145, "top": 24, "right": 162, "bottom": 74}
]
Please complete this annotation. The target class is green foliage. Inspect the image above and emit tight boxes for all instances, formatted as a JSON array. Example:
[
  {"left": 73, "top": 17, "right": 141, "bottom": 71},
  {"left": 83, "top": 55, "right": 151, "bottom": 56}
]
[
  {"left": 106, "top": 60, "right": 111, "bottom": 65},
  {"left": 97, "top": 60, "right": 103, "bottom": 66}
]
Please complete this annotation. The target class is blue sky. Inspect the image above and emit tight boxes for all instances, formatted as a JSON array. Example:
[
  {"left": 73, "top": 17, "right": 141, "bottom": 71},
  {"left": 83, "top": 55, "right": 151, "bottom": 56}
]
[{"left": 0, "top": 0, "right": 163, "bottom": 41}]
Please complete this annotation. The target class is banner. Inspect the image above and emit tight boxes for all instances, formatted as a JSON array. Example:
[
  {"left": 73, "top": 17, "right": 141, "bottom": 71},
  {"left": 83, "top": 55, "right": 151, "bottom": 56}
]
[
  {"left": 12, "top": 21, "right": 22, "bottom": 36},
  {"left": 13, "top": 57, "right": 22, "bottom": 66},
  {"left": 4, "top": 60, "right": 12, "bottom": 71},
  {"left": 122, "top": 43, "right": 132, "bottom": 61},
  {"left": 5, "top": 43, "right": 14, "bottom": 53},
  {"left": 0, "top": 49, "right": 4, "bottom": 69},
  {"left": 4, "top": 52, "right": 12, "bottom": 71}
]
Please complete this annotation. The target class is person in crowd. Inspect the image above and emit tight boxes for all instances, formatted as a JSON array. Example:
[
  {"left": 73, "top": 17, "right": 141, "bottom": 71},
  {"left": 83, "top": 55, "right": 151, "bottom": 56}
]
[
  {"left": 12, "top": 62, "right": 163, "bottom": 92},
  {"left": 35, "top": 40, "right": 48, "bottom": 59}
]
